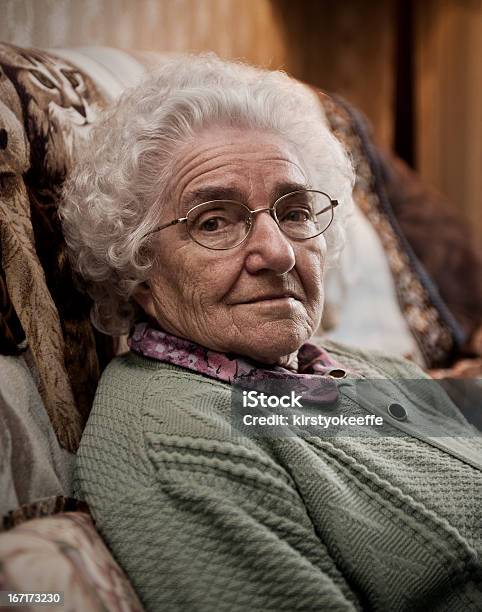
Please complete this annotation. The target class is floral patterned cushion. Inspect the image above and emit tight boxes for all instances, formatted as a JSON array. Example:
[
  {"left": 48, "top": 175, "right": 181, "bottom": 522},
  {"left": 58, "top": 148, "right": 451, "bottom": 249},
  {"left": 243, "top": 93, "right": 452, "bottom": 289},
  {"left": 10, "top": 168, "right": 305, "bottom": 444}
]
[
  {"left": 0, "top": 505, "right": 144, "bottom": 611},
  {"left": 0, "top": 42, "right": 115, "bottom": 452}
]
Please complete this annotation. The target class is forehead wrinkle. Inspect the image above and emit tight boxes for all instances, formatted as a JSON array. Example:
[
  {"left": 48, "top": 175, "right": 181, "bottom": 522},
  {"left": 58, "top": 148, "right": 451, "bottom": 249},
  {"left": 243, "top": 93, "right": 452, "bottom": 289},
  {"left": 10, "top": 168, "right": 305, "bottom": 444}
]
[
  {"left": 176, "top": 156, "right": 304, "bottom": 210},
  {"left": 178, "top": 154, "right": 306, "bottom": 189},
  {"left": 174, "top": 134, "right": 303, "bottom": 184},
  {"left": 172, "top": 140, "right": 287, "bottom": 188},
  {"left": 171, "top": 132, "right": 309, "bottom": 216}
]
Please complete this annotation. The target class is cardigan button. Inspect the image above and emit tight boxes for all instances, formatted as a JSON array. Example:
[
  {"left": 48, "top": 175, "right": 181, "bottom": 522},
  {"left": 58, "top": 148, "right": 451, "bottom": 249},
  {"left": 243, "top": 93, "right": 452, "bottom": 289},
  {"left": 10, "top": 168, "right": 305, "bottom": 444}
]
[
  {"left": 327, "top": 368, "right": 347, "bottom": 379},
  {"left": 387, "top": 402, "right": 408, "bottom": 421}
]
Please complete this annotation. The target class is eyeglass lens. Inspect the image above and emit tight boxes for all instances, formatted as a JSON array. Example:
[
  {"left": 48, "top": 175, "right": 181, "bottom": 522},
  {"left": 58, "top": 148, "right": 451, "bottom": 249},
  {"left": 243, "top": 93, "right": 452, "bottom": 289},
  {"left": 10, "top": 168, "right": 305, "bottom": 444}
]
[{"left": 186, "top": 191, "right": 334, "bottom": 250}]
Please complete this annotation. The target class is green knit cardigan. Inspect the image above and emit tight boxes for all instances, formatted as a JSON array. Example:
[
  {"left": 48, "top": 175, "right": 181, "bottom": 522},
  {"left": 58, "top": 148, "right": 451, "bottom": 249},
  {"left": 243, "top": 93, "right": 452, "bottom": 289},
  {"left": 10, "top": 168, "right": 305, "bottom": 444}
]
[{"left": 76, "top": 341, "right": 482, "bottom": 611}]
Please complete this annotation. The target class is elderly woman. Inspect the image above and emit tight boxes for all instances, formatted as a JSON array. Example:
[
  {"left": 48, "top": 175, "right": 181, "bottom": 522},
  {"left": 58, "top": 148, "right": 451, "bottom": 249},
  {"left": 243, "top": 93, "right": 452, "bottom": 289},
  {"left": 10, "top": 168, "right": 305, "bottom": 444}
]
[{"left": 61, "top": 55, "right": 482, "bottom": 611}]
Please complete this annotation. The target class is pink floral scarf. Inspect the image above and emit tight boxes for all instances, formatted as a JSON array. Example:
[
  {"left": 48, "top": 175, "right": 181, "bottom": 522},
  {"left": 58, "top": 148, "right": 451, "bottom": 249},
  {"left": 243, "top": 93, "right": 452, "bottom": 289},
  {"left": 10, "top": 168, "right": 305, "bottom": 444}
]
[{"left": 129, "top": 322, "right": 348, "bottom": 404}]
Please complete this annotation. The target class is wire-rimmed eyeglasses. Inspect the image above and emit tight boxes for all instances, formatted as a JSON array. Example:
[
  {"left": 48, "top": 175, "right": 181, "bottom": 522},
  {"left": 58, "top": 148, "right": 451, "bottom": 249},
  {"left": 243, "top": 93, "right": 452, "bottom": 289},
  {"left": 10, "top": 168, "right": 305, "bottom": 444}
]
[{"left": 144, "top": 189, "right": 339, "bottom": 251}]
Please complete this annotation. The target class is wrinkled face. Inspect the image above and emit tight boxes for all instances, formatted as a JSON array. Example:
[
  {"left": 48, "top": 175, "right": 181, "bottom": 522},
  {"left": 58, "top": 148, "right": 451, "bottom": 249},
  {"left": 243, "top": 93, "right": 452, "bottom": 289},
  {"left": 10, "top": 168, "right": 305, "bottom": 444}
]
[{"left": 138, "top": 126, "right": 326, "bottom": 365}]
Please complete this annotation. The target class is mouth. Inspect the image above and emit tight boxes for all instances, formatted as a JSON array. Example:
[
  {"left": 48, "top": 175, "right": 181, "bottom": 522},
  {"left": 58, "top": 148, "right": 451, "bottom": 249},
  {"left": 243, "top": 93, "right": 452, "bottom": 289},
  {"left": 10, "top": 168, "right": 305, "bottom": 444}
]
[{"left": 235, "top": 292, "right": 301, "bottom": 305}]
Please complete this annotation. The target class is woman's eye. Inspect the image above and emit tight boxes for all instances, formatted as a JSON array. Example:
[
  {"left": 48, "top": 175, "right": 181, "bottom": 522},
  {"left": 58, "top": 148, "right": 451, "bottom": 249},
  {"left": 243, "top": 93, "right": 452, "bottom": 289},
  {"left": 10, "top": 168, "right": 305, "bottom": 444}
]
[
  {"left": 281, "top": 208, "right": 311, "bottom": 223},
  {"left": 200, "top": 217, "right": 226, "bottom": 232}
]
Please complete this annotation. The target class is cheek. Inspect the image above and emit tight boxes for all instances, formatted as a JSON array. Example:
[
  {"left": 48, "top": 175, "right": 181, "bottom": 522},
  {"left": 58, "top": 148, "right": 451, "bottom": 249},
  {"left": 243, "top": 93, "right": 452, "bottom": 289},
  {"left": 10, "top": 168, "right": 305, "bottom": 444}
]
[
  {"left": 297, "top": 239, "right": 326, "bottom": 300},
  {"left": 154, "top": 244, "right": 243, "bottom": 307},
  {"left": 193, "top": 256, "right": 245, "bottom": 306}
]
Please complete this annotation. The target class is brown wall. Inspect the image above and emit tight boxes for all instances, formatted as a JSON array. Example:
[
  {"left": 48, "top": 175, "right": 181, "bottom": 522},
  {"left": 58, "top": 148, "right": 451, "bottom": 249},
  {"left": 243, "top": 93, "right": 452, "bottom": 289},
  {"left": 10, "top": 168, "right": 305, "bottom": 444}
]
[
  {"left": 1, "top": 0, "right": 480, "bottom": 233},
  {"left": 0, "top": 0, "right": 286, "bottom": 71},
  {"left": 0, "top": 0, "right": 395, "bottom": 146},
  {"left": 414, "top": 0, "right": 481, "bottom": 234},
  {"left": 271, "top": 1, "right": 396, "bottom": 150}
]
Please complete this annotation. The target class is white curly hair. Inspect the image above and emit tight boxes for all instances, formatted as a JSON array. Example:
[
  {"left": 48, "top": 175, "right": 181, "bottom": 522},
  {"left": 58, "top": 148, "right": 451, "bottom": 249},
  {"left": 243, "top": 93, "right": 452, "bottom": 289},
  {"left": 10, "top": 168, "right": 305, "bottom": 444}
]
[{"left": 60, "top": 53, "right": 354, "bottom": 336}]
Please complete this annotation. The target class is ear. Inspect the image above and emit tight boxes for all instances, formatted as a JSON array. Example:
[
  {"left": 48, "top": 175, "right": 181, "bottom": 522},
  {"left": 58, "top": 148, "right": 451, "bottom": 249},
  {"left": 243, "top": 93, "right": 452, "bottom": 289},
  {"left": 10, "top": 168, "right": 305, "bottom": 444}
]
[{"left": 133, "top": 281, "right": 157, "bottom": 319}]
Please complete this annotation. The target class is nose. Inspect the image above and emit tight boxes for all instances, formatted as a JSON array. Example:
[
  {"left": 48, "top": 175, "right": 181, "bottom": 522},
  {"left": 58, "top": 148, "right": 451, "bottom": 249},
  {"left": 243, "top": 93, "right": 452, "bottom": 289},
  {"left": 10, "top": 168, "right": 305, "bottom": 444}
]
[{"left": 244, "top": 210, "right": 296, "bottom": 275}]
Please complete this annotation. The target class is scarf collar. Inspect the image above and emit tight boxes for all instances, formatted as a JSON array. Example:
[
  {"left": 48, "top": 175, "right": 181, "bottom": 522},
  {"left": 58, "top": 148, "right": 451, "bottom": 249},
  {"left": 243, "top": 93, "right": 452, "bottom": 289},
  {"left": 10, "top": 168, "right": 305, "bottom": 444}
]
[{"left": 129, "top": 322, "right": 349, "bottom": 404}]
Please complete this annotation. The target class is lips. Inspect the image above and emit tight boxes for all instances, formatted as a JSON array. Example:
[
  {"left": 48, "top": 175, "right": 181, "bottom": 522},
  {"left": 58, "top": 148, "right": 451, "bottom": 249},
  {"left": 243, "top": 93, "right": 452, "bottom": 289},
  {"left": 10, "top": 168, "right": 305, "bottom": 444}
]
[{"left": 234, "top": 292, "right": 301, "bottom": 305}]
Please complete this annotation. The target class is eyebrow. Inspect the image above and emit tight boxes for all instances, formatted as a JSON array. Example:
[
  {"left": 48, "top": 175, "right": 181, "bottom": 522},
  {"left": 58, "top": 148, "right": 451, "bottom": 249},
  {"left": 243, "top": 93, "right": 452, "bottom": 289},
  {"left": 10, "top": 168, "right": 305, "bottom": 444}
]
[
  {"left": 271, "top": 181, "right": 310, "bottom": 201},
  {"left": 181, "top": 186, "right": 247, "bottom": 212},
  {"left": 180, "top": 181, "right": 310, "bottom": 214}
]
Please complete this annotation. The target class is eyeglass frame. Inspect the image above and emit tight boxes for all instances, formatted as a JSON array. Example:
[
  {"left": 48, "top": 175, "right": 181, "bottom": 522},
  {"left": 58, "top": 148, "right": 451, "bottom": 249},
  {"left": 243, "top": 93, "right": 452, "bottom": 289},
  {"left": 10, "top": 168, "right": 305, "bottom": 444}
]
[{"left": 143, "top": 188, "right": 339, "bottom": 251}]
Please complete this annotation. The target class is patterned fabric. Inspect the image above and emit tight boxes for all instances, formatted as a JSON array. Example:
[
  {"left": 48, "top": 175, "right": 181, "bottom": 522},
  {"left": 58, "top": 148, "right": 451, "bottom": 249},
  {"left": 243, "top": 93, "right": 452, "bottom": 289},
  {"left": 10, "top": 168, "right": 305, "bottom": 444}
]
[
  {"left": 0, "top": 510, "right": 144, "bottom": 611},
  {"left": 2, "top": 496, "right": 87, "bottom": 531},
  {"left": 129, "top": 321, "right": 347, "bottom": 384},
  {"left": 0, "top": 353, "right": 75, "bottom": 519},
  {"left": 0, "top": 43, "right": 113, "bottom": 451},
  {"left": 380, "top": 152, "right": 482, "bottom": 356},
  {"left": 318, "top": 92, "right": 466, "bottom": 368},
  {"left": 320, "top": 203, "right": 424, "bottom": 363},
  {"left": 129, "top": 323, "right": 349, "bottom": 405},
  {"left": 0, "top": 241, "right": 25, "bottom": 355}
]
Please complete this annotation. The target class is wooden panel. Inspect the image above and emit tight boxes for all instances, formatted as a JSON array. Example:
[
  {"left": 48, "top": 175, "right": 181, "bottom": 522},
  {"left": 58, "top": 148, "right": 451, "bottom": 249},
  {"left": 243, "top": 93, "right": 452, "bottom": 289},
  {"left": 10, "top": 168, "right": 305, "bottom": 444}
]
[
  {"left": 0, "top": 0, "right": 394, "bottom": 146},
  {"left": 0, "top": 0, "right": 286, "bottom": 68},
  {"left": 271, "top": 0, "right": 397, "bottom": 148},
  {"left": 414, "top": 0, "right": 482, "bottom": 234}
]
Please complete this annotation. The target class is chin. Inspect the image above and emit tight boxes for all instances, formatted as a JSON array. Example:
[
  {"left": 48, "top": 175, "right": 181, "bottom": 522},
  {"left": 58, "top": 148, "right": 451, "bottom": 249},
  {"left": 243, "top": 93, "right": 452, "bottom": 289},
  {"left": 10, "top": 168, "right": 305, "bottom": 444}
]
[{"left": 238, "top": 323, "right": 309, "bottom": 364}]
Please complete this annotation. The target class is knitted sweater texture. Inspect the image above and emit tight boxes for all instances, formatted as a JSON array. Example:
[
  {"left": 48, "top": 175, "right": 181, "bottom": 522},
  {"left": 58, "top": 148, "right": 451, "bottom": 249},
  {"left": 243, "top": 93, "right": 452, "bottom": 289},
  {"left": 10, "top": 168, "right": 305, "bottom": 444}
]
[{"left": 77, "top": 341, "right": 482, "bottom": 611}]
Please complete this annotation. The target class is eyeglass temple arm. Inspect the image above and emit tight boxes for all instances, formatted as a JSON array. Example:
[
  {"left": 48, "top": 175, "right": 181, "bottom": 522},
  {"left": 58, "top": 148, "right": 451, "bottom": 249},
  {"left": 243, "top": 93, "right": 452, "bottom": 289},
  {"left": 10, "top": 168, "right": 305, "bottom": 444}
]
[
  {"left": 144, "top": 217, "right": 188, "bottom": 237},
  {"left": 316, "top": 199, "right": 339, "bottom": 216}
]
